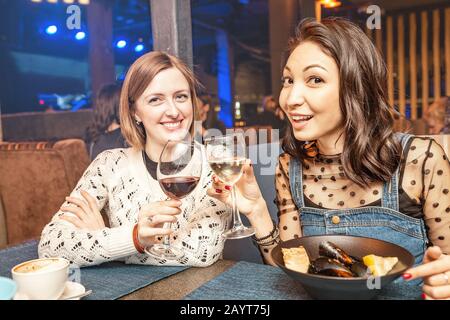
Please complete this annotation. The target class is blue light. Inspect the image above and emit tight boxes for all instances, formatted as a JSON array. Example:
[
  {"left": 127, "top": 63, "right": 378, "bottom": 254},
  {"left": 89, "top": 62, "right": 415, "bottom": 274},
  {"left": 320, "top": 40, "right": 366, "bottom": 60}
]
[
  {"left": 134, "top": 44, "right": 144, "bottom": 52},
  {"left": 45, "top": 25, "right": 58, "bottom": 35},
  {"left": 116, "top": 40, "right": 127, "bottom": 48},
  {"left": 216, "top": 30, "right": 233, "bottom": 127},
  {"left": 75, "top": 31, "right": 86, "bottom": 40}
]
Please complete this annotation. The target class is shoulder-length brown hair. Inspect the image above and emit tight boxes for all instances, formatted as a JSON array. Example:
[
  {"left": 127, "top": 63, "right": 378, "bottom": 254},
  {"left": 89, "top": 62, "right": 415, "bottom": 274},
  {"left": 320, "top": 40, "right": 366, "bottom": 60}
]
[
  {"left": 120, "top": 51, "right": 200, "bottom": 150},
  {"left": 282, "top": 17, "right": 402, "bottom": 187}
]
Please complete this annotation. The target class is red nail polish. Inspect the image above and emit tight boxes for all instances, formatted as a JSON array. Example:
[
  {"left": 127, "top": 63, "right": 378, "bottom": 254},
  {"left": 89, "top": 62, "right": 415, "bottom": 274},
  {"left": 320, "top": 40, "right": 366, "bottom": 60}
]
[
  {"left": 216, "top": 189, "right": 222, "bottom": 194},
  {"left": 224, "top": 185, "right": 231, "bottom": 191},
  {"left": 421, "top": 293, "right": 426, "bottom": 300},
  {"left": 402, "top": 273, "right": 412, "bottom": 280}
]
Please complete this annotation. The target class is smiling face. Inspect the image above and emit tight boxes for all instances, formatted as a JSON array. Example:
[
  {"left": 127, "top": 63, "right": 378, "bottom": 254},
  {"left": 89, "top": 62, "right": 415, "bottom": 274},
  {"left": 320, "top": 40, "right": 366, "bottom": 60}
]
[
  {"left": 134, "top": 67, "right": 194, "bottom": 151},
  {"left": 279, "top": 41, "right": 342, "bottom": 144}
]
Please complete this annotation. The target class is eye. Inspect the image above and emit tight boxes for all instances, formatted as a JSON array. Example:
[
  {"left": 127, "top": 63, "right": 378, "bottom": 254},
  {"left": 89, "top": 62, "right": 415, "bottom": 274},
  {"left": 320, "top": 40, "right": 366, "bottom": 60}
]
[
  {"left": 175, "top": 93, "right": 189, "bottom": 102},
  {"left": 281, "top": 76, "right": 293, "bottom": 87},
  {"left": 148, "top": 97, "right": 161, "bottom": 104},
  {"left": 307, "top": 76, "right": 323, "bottom": 85}
]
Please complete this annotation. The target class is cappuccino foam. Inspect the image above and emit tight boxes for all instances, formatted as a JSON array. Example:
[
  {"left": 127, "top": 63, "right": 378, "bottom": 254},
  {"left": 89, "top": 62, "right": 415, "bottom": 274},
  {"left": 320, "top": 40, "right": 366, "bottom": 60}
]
[{"left": 14, "top": 259, "right": 67, "bottom": 274}]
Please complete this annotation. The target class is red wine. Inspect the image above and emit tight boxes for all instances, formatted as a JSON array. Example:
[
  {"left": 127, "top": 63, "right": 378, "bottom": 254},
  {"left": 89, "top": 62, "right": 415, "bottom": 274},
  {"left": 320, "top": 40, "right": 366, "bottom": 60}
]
[{"left": 159, "top": 176, "right": 200, "bottom": 199}]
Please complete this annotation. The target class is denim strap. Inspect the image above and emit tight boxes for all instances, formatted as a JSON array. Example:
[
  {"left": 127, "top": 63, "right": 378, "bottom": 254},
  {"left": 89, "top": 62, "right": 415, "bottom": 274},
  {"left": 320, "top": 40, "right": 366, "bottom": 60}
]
[
  {"left": 382, "top": 133, "right": 414, "bottom": 210},
  {"left": 289, "top": 157, "right": 304, "bottom": 208}
]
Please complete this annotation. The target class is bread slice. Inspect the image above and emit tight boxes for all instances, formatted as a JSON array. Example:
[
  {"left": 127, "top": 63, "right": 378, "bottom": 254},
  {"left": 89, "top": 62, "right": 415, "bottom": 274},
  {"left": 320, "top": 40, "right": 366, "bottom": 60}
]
[{"left": 282, "top": 246, "right": 310, "bottom": 274}]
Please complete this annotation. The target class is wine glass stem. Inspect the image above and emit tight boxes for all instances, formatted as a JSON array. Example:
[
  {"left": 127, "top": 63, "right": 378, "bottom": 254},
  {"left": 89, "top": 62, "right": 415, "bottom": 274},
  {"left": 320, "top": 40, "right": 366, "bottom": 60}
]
[
  {"left": 231, "top": 185, "right": 244, "bottom": 229},
  {"left": 162, "top": 222, "right": 171, "bottom": 247}
]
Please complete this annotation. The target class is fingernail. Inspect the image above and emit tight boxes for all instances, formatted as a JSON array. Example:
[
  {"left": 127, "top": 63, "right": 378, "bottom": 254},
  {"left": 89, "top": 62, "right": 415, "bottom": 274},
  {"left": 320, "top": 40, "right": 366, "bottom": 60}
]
[
  {"left": 402, "top": 273, "right": 412, "bottom": 280},
  {"left": 421, "top": 293, "right": 426, "bottom": 300},
  {"left": 216, "top": 189, "right": 222, "bottom": 194},
  {"left": 224, "top": 185, "right": 231, "bottom": 191}
]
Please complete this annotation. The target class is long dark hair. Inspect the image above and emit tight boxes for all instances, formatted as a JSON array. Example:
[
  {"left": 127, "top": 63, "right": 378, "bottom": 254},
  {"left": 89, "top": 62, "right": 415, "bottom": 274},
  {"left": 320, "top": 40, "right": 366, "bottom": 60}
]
[
  {"left": 282, "top": 17, "right": 402, "bottom": 187},
  {"left": 86, "top": 83, "right": 122, "bottom": 144}
]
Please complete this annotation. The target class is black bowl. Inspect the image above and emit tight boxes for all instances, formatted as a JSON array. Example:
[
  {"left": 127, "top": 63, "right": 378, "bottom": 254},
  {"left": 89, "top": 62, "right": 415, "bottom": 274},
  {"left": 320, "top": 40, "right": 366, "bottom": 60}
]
[{"left": 271, "top": 235, "right": 414, "bottom": 300}]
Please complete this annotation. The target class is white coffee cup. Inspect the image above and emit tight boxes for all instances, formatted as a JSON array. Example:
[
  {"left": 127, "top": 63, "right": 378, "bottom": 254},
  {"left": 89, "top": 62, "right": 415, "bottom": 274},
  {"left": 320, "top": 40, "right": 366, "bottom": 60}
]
[{"left": 12, "top": 257, "right": 69, "bottom": 300}]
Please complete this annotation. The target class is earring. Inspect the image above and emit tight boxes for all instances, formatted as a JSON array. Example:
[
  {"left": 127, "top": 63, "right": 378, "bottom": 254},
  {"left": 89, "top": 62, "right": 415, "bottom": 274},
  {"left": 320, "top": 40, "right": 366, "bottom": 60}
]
[{"left": 135, "top": 119, "right": 141, "bottom": 126}]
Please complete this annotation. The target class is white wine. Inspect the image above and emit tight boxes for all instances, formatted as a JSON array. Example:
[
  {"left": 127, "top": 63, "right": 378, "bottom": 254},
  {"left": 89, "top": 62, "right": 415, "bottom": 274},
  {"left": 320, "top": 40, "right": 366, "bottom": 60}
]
[
  {"left": 205, "top": 133, "right": 255, "bottom": 239},
  {"left": 209, "top": 157, "right": 246, "bottom": 184}
]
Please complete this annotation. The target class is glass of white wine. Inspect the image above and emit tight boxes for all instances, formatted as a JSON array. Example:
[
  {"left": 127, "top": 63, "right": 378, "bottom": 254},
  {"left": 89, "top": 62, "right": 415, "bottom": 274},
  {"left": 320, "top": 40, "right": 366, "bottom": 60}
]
[{"left": 205, "top": 133, "right": 255, "bottom": 239}]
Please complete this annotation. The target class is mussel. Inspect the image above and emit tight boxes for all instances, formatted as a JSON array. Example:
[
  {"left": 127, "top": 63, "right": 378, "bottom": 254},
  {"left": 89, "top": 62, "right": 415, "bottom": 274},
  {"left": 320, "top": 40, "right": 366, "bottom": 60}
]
[
  {"left": 309, "top": 257, "right": 354, "bottom": 278},
  {"left": 307, "top": 241, "right": 371, "bottom": 278},
  {"left": 350, "top": 261, "right": 369, "bottom": 277},
  {"left": 319, "top": 241, "right": 354, "bottom": 267}
]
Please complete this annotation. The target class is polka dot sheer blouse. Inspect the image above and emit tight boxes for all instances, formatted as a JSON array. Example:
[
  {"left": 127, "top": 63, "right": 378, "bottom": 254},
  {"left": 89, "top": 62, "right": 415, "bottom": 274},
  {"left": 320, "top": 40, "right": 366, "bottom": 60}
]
[{"left": 263, "top": 137, "right": 449, "bottom": 262}]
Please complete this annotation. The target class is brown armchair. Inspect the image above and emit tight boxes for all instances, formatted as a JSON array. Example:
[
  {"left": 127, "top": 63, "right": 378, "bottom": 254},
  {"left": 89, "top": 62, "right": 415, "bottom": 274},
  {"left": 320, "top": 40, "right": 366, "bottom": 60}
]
[{"left": 0, "top": 139, "right": 90, "bottom": 247}]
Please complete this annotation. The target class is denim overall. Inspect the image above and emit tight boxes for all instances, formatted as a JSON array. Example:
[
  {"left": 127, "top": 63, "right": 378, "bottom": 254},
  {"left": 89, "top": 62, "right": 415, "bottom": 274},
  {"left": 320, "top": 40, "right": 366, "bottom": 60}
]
[{"left": 289, "top": 133, "right": 427, "bottom": 282}]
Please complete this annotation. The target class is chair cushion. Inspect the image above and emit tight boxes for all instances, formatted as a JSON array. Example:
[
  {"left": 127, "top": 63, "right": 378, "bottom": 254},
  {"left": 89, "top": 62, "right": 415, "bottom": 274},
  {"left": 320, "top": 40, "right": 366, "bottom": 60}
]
[{"left": 0, "top": 139, "right": 89, "bottom": 245}]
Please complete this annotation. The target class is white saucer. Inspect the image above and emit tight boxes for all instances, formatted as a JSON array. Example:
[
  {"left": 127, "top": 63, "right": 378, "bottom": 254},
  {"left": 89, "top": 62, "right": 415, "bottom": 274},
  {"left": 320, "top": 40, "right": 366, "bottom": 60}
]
[
  {"left": 14, "top": 281, "right": 86, "bottom": 300},
  {"left": 59, "top": 281, "right": 86, "bottom": 300}
]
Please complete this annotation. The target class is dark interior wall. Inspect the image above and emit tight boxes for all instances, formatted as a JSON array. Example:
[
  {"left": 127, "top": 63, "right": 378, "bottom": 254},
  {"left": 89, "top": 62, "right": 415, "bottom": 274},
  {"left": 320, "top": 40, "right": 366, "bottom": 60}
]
[
  {"left": 0, "top": 44, "right": 20, "bottom": 114},
  {"left": 1, "top": 109, "right": 93, "bottom": 142},
  {"left": 1, "top": 72, "right": 86, "bottom": 114}
]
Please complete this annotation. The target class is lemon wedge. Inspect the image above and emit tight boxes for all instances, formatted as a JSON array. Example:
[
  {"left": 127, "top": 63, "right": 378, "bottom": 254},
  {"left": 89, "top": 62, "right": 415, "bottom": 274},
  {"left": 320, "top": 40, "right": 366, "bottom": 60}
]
[
  {"left": 282, "top": 246, "right": 310, "bottom": 274},
  {"left": 362, "top": 254, "right": 399, "bottom": 276}
]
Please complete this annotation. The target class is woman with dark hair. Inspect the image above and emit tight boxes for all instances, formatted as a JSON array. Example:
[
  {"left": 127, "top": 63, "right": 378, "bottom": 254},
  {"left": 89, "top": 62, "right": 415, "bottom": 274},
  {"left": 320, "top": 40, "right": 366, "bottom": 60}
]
[
  {"left": 208, "top": 18, "right": 450, "bottom": 299},
  {"left": 85, "top": 83, "right": 127, "bottom": 160}
]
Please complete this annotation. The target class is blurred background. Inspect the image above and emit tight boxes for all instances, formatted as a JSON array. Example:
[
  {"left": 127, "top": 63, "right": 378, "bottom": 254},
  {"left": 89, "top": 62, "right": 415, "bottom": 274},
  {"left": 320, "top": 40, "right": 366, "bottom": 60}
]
[{"left": 0, "top": 0, "right": 449, "bottom": 139}]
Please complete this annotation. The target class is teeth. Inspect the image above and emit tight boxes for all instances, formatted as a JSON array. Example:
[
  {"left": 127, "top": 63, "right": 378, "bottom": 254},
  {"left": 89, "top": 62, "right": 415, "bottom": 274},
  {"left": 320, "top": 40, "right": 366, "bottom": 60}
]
[
  {"left": 292, "top": 115, "right": 313, "bottom": 121},
  {"left": 162, "top": 121, "right": 181, "bottom": 128}
]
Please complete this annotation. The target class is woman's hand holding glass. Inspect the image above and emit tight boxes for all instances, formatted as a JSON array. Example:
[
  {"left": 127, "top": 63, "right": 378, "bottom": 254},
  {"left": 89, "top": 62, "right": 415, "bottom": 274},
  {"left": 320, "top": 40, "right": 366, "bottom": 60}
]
[
  {"left": 136, "top": 200, "right": 182, "bottom": 248},
  {"left": 207, "top": 159, "right": 265, "bottom": 219},
  {"left": 205, "top": 133, "right": 258, "bottom": 239}
]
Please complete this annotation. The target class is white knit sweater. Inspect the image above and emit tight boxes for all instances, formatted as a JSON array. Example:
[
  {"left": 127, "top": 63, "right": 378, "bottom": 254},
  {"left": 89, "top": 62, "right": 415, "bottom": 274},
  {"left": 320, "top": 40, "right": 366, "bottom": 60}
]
[{"left": 38, "top": 147, "right": 231, "bottom": 267}]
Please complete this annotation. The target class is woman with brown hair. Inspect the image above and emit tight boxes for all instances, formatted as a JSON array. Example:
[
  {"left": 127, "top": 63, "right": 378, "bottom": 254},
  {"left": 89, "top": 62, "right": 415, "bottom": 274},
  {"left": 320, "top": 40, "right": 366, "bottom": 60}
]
[
  {"left": 39, "top": 52, "right": 230, "bottom": 267},
  {"left": 85, "top": 83, "right": 127, "bottom": 160},
  {"left": 208, "top": 18, "right": 450, "bottom": 299}
]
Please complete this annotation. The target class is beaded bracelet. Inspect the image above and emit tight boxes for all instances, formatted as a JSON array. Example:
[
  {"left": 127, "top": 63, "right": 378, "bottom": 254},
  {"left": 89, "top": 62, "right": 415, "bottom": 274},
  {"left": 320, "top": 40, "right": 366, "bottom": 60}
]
[
  {"left": 252, "top": 220, "right": 276, "bottom": 241},
  {"left": 257, "top": 229, "right": 280, "bottom": 247},
  {"left": 252, "top": 220, "right": 280, "bottom": 246}
]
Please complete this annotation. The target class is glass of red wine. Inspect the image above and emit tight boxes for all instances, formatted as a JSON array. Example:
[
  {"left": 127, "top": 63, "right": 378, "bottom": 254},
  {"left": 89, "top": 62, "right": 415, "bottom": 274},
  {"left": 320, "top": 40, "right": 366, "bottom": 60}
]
[{"left": 144, "top": 140, "right": 203, "bottom": 260}]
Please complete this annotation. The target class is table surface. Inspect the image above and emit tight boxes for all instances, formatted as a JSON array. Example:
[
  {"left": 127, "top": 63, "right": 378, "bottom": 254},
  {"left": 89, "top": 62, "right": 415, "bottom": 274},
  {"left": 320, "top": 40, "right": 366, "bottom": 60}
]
[
  {"left": 119, "top": 260, "right": 236, "bottom": 300},
  {"left": 1, "top": 241, "right": 420, "bottom": 300}
]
